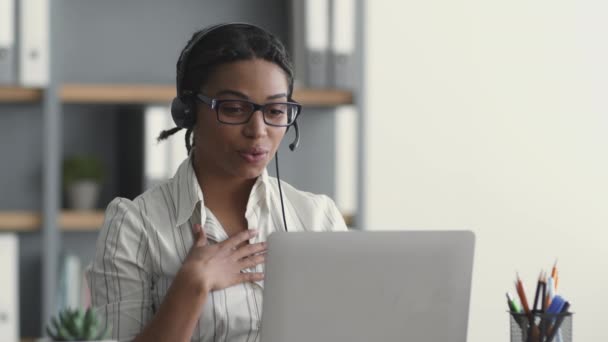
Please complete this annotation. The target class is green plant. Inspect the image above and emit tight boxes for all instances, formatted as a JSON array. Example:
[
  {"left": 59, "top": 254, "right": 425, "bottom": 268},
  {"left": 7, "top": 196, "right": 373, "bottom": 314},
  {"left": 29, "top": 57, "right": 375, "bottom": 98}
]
[
  {"left": 63, "top": 156, "right": 104, "bottom": 187},
  {"left": 46, "top": 307, "right": 110, "bottom": 341}
]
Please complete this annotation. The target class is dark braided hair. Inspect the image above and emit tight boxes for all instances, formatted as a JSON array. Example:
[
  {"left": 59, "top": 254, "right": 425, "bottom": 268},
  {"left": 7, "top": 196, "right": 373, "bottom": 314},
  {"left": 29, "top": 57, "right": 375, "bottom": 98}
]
[{"left": 157, "top": 23, "right": 295, "bottom": 155}]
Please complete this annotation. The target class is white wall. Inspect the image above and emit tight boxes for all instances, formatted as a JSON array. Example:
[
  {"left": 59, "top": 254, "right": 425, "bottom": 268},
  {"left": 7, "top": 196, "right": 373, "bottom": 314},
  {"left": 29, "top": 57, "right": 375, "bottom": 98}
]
[{"left": 364, "top": 1, "right": 608, "bottom": 341}]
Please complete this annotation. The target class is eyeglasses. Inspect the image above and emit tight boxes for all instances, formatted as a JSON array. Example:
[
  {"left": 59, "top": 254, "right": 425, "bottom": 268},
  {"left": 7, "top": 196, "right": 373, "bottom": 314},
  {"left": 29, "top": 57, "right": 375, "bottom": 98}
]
[{"left": 196, "top": 93, "right": 301, "bottom": 127}]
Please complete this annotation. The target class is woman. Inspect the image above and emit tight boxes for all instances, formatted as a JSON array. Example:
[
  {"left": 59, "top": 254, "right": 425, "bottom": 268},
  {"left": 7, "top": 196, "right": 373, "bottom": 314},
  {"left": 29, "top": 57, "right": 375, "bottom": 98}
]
[{"left": 87, "top": 23, "right": 348, "bottom": 342}]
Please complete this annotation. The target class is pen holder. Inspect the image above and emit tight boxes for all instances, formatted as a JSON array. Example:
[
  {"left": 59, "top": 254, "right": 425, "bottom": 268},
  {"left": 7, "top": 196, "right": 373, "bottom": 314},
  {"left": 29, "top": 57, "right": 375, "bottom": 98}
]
[{"left": 509, "top": 311, "right": 572, "bottom": 342}]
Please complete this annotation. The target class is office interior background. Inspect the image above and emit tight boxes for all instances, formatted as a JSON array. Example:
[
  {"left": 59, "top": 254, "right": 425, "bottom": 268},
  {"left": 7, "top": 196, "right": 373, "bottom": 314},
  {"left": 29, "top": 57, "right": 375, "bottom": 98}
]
[{"left": 0, "top": 0, "right": 606, "bottom": 341}]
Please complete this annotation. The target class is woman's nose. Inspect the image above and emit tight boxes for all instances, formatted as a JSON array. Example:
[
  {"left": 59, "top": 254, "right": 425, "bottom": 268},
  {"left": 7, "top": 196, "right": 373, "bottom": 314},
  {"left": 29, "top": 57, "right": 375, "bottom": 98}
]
[{"left": 244, "top": 110, "right": 267, "bottom": 138}]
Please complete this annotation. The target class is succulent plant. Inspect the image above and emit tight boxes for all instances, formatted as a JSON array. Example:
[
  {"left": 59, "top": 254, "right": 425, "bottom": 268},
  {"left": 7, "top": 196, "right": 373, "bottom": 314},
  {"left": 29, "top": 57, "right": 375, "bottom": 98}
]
[
  {"left": 63, "top": 156, "right": 105, "bottom": 187},
  {"left": 46, "top": 307, "right": 110, "bottom": 341}
]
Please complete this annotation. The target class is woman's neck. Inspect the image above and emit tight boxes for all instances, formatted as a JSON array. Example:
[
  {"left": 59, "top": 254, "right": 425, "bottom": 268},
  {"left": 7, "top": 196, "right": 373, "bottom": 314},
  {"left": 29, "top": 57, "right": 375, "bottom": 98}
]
[{"left": 192, "top": 158, "right": 256, "bottom": 215}]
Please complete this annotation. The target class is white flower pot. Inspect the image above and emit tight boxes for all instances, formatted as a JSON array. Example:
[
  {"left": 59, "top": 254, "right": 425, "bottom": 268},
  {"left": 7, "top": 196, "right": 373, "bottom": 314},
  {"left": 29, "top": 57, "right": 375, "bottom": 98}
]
[{"left": 66, "top": 180, "right": 100, "bottom": 210}]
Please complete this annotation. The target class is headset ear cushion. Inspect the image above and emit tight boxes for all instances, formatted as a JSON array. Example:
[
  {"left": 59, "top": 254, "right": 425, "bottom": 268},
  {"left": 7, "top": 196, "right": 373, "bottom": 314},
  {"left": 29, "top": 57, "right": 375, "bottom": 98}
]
[{"left": 171, "top": 96, "right": 196, "bottom": 128}]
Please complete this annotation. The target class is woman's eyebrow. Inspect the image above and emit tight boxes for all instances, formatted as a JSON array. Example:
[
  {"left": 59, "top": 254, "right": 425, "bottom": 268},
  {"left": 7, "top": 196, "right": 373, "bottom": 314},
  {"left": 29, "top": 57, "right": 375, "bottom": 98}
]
[
  {"left": 215, "top": 89, "right": 287, "bottom": 100},
  {"left": 267, "top": 93, "right": 287, "bottom": 100},
  {"left": 215, "top": 90, "right": 248, "bottom": 99}
]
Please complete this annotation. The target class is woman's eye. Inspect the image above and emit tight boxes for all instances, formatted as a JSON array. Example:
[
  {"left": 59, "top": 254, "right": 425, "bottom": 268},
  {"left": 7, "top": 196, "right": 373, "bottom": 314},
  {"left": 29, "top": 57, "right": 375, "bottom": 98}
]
[
  {"left": 266, "top": 104, "right": 287, "bottom": 116},
  {"left": 222, "top": 105, "right": 247, "bottom": 115}
]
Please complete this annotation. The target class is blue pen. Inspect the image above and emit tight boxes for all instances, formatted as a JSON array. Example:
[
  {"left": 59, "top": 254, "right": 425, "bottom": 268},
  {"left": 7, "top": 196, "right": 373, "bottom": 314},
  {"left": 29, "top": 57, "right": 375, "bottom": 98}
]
[{"left": 546, "top": 295, "right": 565, "bottom": 315}]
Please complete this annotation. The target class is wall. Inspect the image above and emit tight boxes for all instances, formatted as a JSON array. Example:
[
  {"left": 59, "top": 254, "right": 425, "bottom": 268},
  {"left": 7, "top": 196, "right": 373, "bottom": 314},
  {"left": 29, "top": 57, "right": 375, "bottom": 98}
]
[{"left": 364, "top": 1, "right": 608, "bottom": 341}]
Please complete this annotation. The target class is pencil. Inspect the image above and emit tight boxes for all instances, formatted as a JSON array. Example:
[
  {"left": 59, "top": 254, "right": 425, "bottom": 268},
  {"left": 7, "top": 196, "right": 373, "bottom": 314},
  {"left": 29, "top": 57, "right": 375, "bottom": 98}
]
[
  {"left": 515, "top": 273, "right": 531, "bottom": 316},
  {"left": 552, "top": 259, "right": 559, "bottom": 292},
  {"left": 546, "top": 276, "right": 554, "bottom": 308}
]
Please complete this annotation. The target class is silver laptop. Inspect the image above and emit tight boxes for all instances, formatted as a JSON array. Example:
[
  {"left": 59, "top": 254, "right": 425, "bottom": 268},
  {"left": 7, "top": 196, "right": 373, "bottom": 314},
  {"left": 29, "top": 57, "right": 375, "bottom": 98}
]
[{"left": 259, "top": 231, "right": 475, "bottom": 342}]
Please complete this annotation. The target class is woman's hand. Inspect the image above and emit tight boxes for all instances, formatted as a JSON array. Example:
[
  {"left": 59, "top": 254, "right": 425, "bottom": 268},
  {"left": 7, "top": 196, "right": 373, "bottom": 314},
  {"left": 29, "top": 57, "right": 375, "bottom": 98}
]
[{"left": 177, "top": 224, "right": 267, "bottom": 294}]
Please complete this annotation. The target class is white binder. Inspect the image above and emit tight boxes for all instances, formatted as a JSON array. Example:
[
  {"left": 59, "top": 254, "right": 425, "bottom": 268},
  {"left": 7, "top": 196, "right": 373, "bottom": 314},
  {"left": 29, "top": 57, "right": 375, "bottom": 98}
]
[
  {"left": 290, "top": 0, "right": 330, "bottom": 88},
  {"left": 0, "top": 0, "right": 16, "bottom": 84},
  {"left": 0, "top": 234, "right": 19, "bottom": 342},
  {"left": 330, "top": 0, "right": 356, "bottom": 89},
  {"left": 19, "top": 0, "right": 49, "bottom": 86}
]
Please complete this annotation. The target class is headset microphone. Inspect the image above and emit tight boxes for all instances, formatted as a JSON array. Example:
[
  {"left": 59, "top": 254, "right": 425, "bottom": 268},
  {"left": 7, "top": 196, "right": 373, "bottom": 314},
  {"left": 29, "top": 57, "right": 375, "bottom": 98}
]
[{"left": 288, "top": 121, "right": 300, "bottom": 152}]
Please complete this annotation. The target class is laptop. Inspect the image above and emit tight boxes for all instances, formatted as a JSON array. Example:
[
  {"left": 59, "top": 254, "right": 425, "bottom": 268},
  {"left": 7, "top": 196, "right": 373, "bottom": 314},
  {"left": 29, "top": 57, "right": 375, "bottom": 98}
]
[{"left": 259, "top": 230, "right": 475, "bottom": 342}]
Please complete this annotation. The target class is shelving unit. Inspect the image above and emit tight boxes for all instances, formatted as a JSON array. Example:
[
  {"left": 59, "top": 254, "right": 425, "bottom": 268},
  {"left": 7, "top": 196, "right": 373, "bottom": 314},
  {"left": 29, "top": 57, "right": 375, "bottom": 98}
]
[
  {"left": 0, "top": 210, "right": 353, "bottom": 231},
  {"left": 0, "top": 211, "right": 105, "bottom": 231},
  {"left": 1, "top": 1, "right": 362, "bottom": 339},
  {"left": 1, "top": 84, "right": 353, "bottom": 106}
]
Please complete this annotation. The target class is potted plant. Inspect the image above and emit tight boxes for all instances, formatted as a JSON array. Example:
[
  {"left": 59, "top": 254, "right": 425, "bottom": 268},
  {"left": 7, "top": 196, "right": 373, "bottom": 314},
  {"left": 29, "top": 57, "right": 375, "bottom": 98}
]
[
  {"left": 63, "top": 156, "right": 104, "bottom": 210},
  {"left": 44, "top": 307, "right": 114, "bottom": 341}
]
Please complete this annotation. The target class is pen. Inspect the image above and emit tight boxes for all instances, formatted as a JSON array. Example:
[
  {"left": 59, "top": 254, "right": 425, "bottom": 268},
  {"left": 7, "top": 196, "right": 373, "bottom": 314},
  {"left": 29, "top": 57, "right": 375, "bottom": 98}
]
[
  {"left": 532, "top": 271, "right": 543, "bottom": 313},
  {"left": 540, "top": 273, "right": 547, "bottom": 340},
  {"left": 507, "top": 292, "right": 524, "bottom": 326},
  {"left": 507, "top": 292, "right": 521, "bottom": 313},
  {"left": 546, "top": 301, "right": 570, "bottom": 342}
]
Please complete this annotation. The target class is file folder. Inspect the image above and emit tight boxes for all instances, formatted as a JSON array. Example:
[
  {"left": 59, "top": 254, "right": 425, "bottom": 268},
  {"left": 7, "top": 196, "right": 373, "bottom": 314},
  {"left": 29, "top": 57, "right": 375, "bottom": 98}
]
[
  {"left": 0, "top": 234, "right": 19, "bottom": 342},
  {"left": 0, "top": 0, "right": 16, "bottom": 84},
  {"left": 290, "top": 0, "right": 330, "bottom": 88},
  {"left": 330, "top": 0, "right": 356, "bottom": 89},
  {"left": 19, "top": 0, "right": 49, "bottom": 86}
]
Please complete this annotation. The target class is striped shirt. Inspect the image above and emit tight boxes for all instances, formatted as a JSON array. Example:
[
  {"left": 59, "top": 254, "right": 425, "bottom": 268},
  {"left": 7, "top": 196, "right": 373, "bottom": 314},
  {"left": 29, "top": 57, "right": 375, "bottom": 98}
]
[{"left": 86, "top": 156, "right": 348, "bottom": 342}]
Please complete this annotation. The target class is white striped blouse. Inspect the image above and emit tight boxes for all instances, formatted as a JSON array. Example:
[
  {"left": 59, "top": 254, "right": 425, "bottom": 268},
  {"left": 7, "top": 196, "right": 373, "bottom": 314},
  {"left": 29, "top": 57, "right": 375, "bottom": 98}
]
[{"left": 86, "top": 156, "right": 348, "bottom": 342}]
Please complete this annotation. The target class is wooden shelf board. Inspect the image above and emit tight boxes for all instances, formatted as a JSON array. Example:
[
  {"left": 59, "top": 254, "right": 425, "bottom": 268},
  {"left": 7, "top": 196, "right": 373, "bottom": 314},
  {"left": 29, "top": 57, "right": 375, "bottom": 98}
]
[
  {"left": 60, "top": 83, "right": 353, "bottom": 106},
  {"left": 0, "top": 211, "right": 41, "bottom": 231},
  {"left": 0, "top": 86, "right": 43, "bottom": 102},
  {"left": 293, "top": 88, "right": 354, "bottom": 106},
  {"left": 0, "top": 211, "right": 105, "bottom": 231},
  {"left": 60, "top": 211, "right": 105, "bottom": 231},
  {"left": 61, "top": 84, "right": 175, "bottom": 104}
]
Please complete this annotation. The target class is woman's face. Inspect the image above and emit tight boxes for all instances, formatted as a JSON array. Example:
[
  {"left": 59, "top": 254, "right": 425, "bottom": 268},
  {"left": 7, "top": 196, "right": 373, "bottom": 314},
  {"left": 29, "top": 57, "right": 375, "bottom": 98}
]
[{"left": 193, "top": 58, "right": 290, "bottom": 181}]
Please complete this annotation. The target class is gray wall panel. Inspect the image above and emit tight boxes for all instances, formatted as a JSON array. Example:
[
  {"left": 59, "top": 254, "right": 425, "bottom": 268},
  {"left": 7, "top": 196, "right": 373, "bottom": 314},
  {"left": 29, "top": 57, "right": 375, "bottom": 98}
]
[
  {"left": 59, "top": 0, "right": 288, "bottom": 84},
  {"left": 0, "top": 105, "right": 43, "bottom": 210},
  {"left": 19, "top": 232, "right": 42, "bottom": 337},
  {"left": 62, "top": 105, "right": 120, "bottom": 209},
  {"left": 270, "top": 108, "right": 336, "bottom": 199}
]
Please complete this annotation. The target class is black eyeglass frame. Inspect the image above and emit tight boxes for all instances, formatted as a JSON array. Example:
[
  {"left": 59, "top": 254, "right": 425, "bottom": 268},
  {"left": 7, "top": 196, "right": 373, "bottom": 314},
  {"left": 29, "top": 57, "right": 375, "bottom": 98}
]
[{"left": 195, "top": 93, "right": 302, "bottom": 127}]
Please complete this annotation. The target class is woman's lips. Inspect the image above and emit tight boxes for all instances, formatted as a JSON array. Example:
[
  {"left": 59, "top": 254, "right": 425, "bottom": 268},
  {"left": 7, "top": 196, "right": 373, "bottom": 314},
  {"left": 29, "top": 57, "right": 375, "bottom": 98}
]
[{"left": 238, "top": 150, "right": 268, "bottom": 163}]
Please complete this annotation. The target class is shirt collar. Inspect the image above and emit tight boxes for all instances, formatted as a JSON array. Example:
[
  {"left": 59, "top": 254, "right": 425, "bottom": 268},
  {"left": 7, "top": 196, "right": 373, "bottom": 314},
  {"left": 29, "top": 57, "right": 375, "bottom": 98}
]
[
  {"left": 172, "top": 155, "right": 203, "bottom": 228},
  {"left": 171, "top": 154, "right": 271, "bottom": 228}
]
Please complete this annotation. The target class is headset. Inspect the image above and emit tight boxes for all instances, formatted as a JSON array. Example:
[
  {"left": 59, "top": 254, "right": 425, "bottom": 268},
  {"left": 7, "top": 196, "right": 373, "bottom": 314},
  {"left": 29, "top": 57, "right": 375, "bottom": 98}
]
[
  {"left": 170, "top": 22, "right": 300, "bottom": 151},
  {"left": 170, "top": 22, "right": 300, "bottom": 231}
]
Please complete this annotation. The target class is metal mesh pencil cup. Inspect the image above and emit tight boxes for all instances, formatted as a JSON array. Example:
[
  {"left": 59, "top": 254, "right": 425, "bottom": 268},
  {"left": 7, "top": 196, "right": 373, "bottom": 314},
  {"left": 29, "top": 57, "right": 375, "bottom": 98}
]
[{"left": 509, "top": 311, "right": 572, "bottom": 342}]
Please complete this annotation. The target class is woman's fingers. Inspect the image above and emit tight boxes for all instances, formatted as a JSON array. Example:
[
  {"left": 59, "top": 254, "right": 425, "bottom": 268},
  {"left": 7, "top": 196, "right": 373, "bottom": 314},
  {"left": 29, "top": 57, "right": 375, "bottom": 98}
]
[
  {"left": 238, "top": 254, "right": 266, "bottom": 270},
  {"left": 221, "top": 229, "right": 258, "bottom": 250},
  {"left": 232, "top": 241, "right": 267, "bottom": 260},
  {"left": 192, "top": 224, "right": 207, "bottom": 247},
  {"left": 239, "top": 272, "right": 265, "bottom": 283}
]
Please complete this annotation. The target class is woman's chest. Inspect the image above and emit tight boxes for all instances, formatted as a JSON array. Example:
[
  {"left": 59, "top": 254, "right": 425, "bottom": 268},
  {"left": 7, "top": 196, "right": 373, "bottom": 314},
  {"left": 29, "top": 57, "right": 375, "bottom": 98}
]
[{"left": 153, "top": 274, "right": 264, "bottom": 342}]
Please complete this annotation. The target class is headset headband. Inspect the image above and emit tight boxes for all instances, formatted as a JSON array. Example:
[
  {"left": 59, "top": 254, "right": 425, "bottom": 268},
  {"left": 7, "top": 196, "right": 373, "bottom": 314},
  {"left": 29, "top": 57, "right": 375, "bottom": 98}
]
[{"left": 175, "top": 22, "right": 260, "bottom": 97}]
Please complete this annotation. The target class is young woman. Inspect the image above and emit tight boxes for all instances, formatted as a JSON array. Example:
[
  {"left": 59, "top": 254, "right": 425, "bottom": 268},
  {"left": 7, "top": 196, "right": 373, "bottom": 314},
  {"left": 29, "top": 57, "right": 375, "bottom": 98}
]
[{"left": 87, "top": 23, "right": 347, "bottom": 342}]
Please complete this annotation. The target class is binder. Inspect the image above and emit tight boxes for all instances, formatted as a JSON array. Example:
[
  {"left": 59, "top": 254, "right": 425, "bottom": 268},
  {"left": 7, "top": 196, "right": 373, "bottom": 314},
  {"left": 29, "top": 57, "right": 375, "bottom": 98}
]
[
  {"left": 0, "top": 234, "right": 19, "bottom": 342},
  {"left": 19, "top": 0, "right": 49, "bottom": 86},
  {"left": 330, "top": 0, "right": 356, "bottom": 89},
  {"left": 0, "top": 0, "right": 16, "bottom": 84},
  {"left": 290, "top": 0, "right": 330, "bottom": 88}
]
